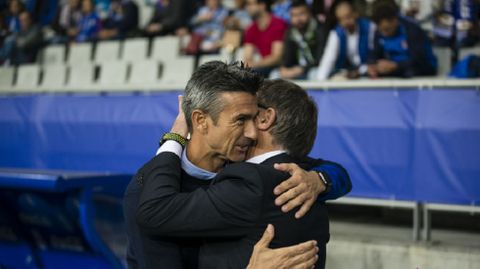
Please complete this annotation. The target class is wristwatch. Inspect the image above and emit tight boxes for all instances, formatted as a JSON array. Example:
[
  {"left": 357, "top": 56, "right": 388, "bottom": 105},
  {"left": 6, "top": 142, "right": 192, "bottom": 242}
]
[
  {"left": 159, "top": 132, "right": 187, "bottom": 148},
  {"left": 318, "top": 172, "right": 332, "bottom": 194}
]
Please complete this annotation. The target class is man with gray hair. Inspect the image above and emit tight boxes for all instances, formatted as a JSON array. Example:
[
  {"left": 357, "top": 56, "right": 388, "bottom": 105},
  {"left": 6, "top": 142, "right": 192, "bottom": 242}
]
[
  {"left": 135, "top": 74, "right": 350, "bottom": 268},
  {"left": 125, "top": 62, "right": 350, "bottom": 268}
]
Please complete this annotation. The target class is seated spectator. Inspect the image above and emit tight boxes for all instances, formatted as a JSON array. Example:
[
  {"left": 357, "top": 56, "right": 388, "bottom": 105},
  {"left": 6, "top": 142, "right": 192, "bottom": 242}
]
[
  {"left": 243, "top": 0, "right": 288, "bottom": 77},
  {"left": 368, "top": 0, "right": 437, "bottom": 78},
  {"left": 0, "top": 13, "right": 9, "bottom": 45},
  {"left": 224, "top": 0, "right": 252, "bottom": 31},
  {"left": 143, "top": 0, "right": 197, "bottom": 37},
  {"left": 272, "top": 0, "right": 291, "bottom": 22},
  {"left": 279, "top": 0, "right": 327, "bottom": 79},
  {"left": 73, "top": 0, "right": 101, "bottom": 42},
  {"left": 0, "top": 11, "right": 43, "bottom": 65},
  {"left": 51, "top": 0, "right": 82, "bottom": 43},
  {"left": 433, "top": 0, "right": 479, "bottom": 48},
  {"left": 98, "top": 0, "right": 138, "bottom": 40},
  {"left": 316, "top": 0, "right": 375, "bottom": 80},
  {"left": 94, "top": 0, "right": 110, "bottom": 19},
  {"left": 4, "top": 0, "right": 25, "bottom": 34},
  {"left": 311, "top": 0, "right": 334, "bottom": 23},
  {"left": 190, "top": 0, "right": 228, "bottom": 52}
]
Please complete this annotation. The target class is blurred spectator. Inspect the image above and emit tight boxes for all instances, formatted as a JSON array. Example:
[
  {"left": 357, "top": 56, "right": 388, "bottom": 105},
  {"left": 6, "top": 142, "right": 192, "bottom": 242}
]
[
  {"left": 316, "top": 0, "right": 375, "bottom": 80},
  {"left": 51, "top": 0, "right": 82, "bottom": 43},
  {"left": 0, "top": 13, "right": 8, "bottom": 45},
  {"left": 311, "top": 0, "right": 334, "bottom": 23},
  {"left": 30, "top": 0, "right": 59, "bottom": 26},
  {"left": 243, "top": 0, "right": 288, "bottom": 77},
  {"left": 190, "top": 0, "right": 228, "bottom": 52},
  {"left": 449, "top": 53, "right": 480, "bottom": 78},
  {"left": 272, "top": 0, "right": 291, "bottom": 22},
  {"left": 143, "top": 0, "right": 197, "bottom": 37},
  {"left": 95, "top": 0, "right": 110, "bottom": 19},
  {"left": 4, "top": 0, "right": 25, "bottom": 34},
  {"left": 74, "top": 0, "right": 101, "bottom": 42},
  {"left": 98, "top": 0, "right": 138, "bottom": 40},
  {"left": 398, "top": 0, "right": 433, "bottom": 24},
  {"left": 280, "top": 0, "right": 328, "bottom": 79},
  {"left": 368, "top": 0, "right": 437, "bottom": 78},
  {"left": 0, "top": 10, "right": 43, "bottom": 65},
  {"left": 433, "top": 0, "right": 480, "bottom": 48},
  {"left": 143, "top": 0, "right": 168, "bottom": 36},
  {"left": 224, "top": 0, "right": 252, "bottom": 30}
]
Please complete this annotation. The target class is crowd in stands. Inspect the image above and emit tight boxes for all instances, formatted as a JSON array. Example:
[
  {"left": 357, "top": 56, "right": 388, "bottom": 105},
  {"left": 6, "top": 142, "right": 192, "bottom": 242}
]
[{"left": 0, "top": 0, "right": 479, "bottom": 79}]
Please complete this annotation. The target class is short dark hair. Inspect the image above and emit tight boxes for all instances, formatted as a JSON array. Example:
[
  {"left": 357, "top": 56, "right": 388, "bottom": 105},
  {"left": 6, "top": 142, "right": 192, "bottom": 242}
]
[
  {"left": 257, "top": 0, "right": 272, "bottom": 12},
  {"left": 331, "top": 0, "right": 355, "bottom": 13},
  {"left": 183, "top": 61, "right": 263, "bottom": 131},
  {"left": 290, "top": 0, "right": 308, "bottom": 9},
  {"left": 257, "top": 79, "right": 318, "bottom": 158},
  {"left": 371, "top": 0, "right": 399, "bottom": 24}
]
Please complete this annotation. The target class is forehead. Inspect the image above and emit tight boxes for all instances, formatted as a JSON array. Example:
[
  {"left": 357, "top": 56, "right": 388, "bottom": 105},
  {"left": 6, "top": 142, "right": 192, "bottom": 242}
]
[
  {"left": 290, "top": 6, "right": 309, "bottom": 14},
  {"left": 336, "top": 3, "right": 353, "bottom": 16},
  {"left": 218, "top": 92, "right": 258, "bottom": 116}
]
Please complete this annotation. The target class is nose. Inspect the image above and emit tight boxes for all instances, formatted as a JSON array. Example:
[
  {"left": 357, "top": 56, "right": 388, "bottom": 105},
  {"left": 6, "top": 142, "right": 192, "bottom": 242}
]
[{"left": 244, "top": 119, "right": 258, "bottom": 141}]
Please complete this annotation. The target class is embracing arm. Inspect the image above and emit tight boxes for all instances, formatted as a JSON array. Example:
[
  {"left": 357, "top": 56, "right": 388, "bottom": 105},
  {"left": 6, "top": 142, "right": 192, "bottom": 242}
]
[
  {"left": 136, "top": 152, "right": 263, "bottom": 238},
  {"left": 273, "top": 158, "right": 351, "bottom": 218},
  {"left": 313, "top": 160, "right": 352, "bottom": 201}
]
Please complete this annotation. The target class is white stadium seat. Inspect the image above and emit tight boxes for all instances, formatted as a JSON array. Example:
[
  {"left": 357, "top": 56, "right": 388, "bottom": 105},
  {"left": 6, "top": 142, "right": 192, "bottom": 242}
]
[
  {"left": 41, "top": 65, "right": 68, "bottom": 88},
  {"left": 198, "top": 52, "right": 231, "bottom": 66},
  {"left": 95, "top": 40, "right": 121, "bottom": 63},
  {"left": 41, "top": 45, "right": 66, "bottom": 65},
  {"left": 0, "top": 67, "right": 15, "bottom": 89},
  {"left": 151, "top": 36, "right": 181, "bottom": 61},
  {"left": 433, "top": 47, "right": 452, "bottom": 76},
  {"left": 15, "top": 64, "right": 41, "bottom": 89},
  {"left": 67, "top": 43, "right": 93, "bottom": 65},
  {"left": 122, "top": 38, "right": 149, "bottom": 62},
  {"left": 98, "top": 61, "right": 129, "bottom": 86},
  {"left": 160, "top": 57, "right": 195, "bottom": 84},
  {"left": 128, "top": 60, "right": 161, "bottom": 85},
  {"left": 458, "top": 46, "right": 480, "bottom": 60},
  {"left": 68, "top": 63, "right": 95, "bottom": 87}
]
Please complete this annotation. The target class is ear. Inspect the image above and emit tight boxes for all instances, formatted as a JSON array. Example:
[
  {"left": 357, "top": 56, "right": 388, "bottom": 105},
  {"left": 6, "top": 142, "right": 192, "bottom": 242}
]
[
  {"left": 257, "top": 108, "right": 276, "bottom": 131},
  {"left": 191, "top": 109, "right": 208, "bottom": 135}
]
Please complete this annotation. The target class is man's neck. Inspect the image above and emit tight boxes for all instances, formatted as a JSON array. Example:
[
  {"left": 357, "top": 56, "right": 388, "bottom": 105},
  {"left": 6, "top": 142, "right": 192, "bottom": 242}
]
[
  {"left": 187, "top": 137, "right": 226, "bottom": 173},
  {"left": 247, "top": 134, "right": 283, "bottom": 159},
  {"left": 256, "top": 12, "right": 271, "bottom": 30}
]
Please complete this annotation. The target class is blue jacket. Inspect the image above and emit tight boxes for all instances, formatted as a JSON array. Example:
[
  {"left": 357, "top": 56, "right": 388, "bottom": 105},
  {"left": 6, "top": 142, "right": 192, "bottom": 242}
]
[
  {"left": 369, "top": 17, "right": 437, "bottom": 77},
  {"left": 335, "top": 18, "right": 372, "bottom": 71}
]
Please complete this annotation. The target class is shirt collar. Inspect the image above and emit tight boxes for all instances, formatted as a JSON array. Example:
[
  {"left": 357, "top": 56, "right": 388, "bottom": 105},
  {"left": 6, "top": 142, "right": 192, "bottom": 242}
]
[
  {"left": 181, "top": 149, "right": 217, "bottom": 180},
  {"left": 246, "top": 150, "right": 287, "bottom": 164}
]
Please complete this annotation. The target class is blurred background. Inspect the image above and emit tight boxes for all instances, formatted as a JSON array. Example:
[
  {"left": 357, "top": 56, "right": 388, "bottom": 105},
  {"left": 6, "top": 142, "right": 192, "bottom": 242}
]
[{"left": 0, "top": 0, "right": 479, "bottom": 268}]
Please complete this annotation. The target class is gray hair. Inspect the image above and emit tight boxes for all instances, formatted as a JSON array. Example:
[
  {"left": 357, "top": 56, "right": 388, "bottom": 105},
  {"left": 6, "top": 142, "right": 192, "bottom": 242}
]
[{"left": 182, "top": 61, "right": 263, "bottom": 131}]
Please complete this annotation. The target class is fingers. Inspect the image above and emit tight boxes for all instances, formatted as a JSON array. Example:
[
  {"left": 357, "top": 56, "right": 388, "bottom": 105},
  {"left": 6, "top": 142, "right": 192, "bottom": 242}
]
[
  {"left": 274, "top": 175, "right": 300, "bottom": 197},
  {"left": 281, "top": 192, "right": 309, "bottom": 213},
  {"left": 290, "top": 250, "right": 319, "bottom": 269},
  {"left": 274, "top": 163, "right": 300, "bottom": 174},
  {"left": 277, "top": 240, "right": 317, "bottom": 258},
  {"left": 255, "top": 224, "right": 275, "bottom": 249},
  {"left": 273, "top": 163, "right": 302, "bottom": 196},
  {"left": 275, "top": 181, "right": 307, "bottom": 208},
  {"left": 276, "top": 241, "right": 318, "bottom": 269},
  {"left": 177, "top": 95, "right": 184, "bottom": 113},
  {"left": 294, "top": 198, "right": 315, "bottom": 219}
]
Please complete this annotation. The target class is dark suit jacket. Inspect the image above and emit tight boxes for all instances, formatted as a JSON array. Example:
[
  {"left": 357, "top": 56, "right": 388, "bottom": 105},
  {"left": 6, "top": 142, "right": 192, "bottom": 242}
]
[
  {"left": 124, "top": 158, "right": 211, "bottom": 269},
  {"left": 136, "top": 152, "right": 330, "bottom": 269}
]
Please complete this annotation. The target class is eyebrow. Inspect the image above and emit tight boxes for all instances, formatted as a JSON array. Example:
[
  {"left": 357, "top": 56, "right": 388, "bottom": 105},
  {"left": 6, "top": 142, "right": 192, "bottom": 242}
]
[{"left": 234, "top": 111, "right": 259, "bottom": 120}]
